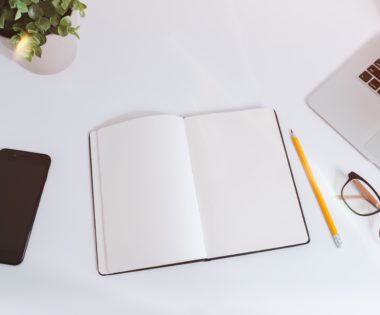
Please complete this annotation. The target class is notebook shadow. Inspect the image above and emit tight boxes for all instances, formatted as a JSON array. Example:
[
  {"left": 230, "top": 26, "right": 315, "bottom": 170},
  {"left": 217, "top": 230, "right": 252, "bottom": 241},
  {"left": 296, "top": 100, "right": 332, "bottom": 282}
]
[
  {"left": 186, "top": 104, "right": 264, "bottom": 118},
  {"left": 92, "top": 111, "right": 162, "bottom": 130},
  {"left": 93, "top": 105, "right": 265, "bottom": 131}
]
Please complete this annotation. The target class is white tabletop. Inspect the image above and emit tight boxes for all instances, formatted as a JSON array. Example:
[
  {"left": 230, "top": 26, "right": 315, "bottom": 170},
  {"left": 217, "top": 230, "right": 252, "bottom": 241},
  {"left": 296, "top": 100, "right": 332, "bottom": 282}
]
[{"left": 1, "top": 0, "right": 380, "bottom": 314}]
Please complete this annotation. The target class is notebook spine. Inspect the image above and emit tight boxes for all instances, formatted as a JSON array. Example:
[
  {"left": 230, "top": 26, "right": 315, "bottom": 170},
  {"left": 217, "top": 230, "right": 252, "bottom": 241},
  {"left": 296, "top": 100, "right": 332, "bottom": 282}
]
[{"left": 89, "top": 131, "right": 108, "bottom": 275}]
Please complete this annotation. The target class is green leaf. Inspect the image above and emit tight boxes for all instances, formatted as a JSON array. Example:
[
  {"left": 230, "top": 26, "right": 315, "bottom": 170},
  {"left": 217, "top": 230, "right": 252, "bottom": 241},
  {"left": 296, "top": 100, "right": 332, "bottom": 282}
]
[
  {"left": 55, "top": 6, "right": 66, "bottom": 16},
  {"left": 10, "top": 34, "right": 20, "bottom": 46},
  {"left": 12, "top": 22, "right": 24, "bottom": 32},
  {"left": 36, "top": 17, "right": 50, "bottom": 31},
  {"left": 15, "top": 10, "right": 22, "bottom": 20},
  {"left": 58, "top": 17, "right": 71, "bottom": 37},
  {"left": 0, "top": 14, "right": 5, "bottom": 29},
  {"left": 25, "top": 54, "right": 33, "bottom": 62},
  {"left": 59, "top": 15, "right": 71, "bottom": 27},
  {"left": 28, "top": 3, "right": 44, "bottom": 20},
  {"left": 52, "top": 0, "right": 61, "bottom": 9},
  {"left": 26, "top": 21, "right": 38, "bottom": 33},
  {"left": 57, "top": 24, "right": 68, "bottom": 36},
  {"left": 69, "top": 26, "right": 79, "bottom": 39},
  {"left": 50, "top": 15, "right": 59, "bottom": 27},
  {"left": 9, "top": 0, "right": 18, "bottom": 9},
  {"left": 40, "top": 1, "right": 55, "bottom": 17},
  {"left": 61, "top": 0, "right": 70, "bottom": 11},
  {"left": 32, "top": 32, "right": 40, "bottom": 44},
  {"left": 17, "top": 2, "right": 28, "bottom": 13},
  {"left": 32, "top": 32, "right": 46, "bottom": 45},
  {"left": 40, "top": 33, "right": 46, "bottom": 45},
  {"left": 33, "top": 44, "right": 42, "bottom": 58},
  {"left": 72, "top": 0, "right": 87, "bottom": 17}
]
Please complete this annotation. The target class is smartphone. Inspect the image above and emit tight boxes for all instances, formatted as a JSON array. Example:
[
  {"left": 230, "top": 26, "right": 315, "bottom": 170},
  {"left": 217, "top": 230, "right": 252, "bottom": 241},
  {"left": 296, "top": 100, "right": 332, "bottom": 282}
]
[{"left": 0, "top": 149, "right": 51, "bottom": 265}]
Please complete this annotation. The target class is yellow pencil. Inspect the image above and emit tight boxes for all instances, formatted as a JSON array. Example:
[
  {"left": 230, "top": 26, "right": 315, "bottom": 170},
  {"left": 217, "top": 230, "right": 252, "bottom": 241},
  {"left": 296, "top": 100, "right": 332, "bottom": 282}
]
[{"left": 291, "top": 130, "right": 342, "bottom": 248}]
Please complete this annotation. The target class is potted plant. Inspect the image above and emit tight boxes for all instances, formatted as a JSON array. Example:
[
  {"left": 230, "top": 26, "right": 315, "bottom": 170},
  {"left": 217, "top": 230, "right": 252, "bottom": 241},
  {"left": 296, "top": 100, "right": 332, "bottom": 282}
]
[{"left": 0, "top": 0, "right": 86, "bottom": 74}]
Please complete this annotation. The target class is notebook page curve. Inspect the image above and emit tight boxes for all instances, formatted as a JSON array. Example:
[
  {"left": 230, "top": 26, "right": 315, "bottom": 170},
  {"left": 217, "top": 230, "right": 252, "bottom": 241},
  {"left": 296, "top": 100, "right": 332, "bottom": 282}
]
[
  {"left": 93, "top": 115, "right": 206, "bottom": 273},
  {"left": 185, "top": 108, "right": 309, "bottom": 258}
]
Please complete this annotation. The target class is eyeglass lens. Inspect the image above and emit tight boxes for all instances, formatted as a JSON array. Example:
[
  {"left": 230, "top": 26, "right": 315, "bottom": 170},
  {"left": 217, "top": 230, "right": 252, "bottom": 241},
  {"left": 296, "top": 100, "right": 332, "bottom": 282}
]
[{"left": 342, "top": 179, "right": 380, "bottom": 215}]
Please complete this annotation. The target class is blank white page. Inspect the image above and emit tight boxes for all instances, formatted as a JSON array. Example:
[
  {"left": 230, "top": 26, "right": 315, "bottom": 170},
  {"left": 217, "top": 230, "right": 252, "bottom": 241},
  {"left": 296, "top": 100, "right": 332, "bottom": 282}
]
[
  {"left": 91, "top": 115, "right": 206, "bottom": 274},
  {"left": 184, "top": 108, "right": 309, "bottom": 258}
]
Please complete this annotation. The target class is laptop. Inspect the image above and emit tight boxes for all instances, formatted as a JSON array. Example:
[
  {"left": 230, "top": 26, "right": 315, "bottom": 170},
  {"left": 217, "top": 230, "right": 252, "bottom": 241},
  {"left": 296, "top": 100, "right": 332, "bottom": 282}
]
[{"left": 307, "top": 33, "right": 380, "bottom": 168}]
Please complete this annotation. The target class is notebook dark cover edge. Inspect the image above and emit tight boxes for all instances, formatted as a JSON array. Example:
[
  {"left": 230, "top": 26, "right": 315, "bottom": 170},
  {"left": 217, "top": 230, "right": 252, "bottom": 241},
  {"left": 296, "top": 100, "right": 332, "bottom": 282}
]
[
  {"left": 273, "top": 109, "right": 311, "bottom": 246},
  {"left": 88, "top": 108, "right": 310, "bottom": 276},
  {"left": 88, "top": 134, "right": 105, "bottom": 276}
]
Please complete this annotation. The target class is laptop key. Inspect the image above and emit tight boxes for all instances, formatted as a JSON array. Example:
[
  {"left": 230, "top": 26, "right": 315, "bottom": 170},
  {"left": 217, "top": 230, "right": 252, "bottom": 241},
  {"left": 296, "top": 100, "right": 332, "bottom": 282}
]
[
  {"left": 367, "top": 65, "right": 380, "bottom": 80},
  {"left": 359, "top": 71, "right": 372, "bottom": 82},
  {"left": 368, "top": 78, "right": 380, "bottom": 90}
]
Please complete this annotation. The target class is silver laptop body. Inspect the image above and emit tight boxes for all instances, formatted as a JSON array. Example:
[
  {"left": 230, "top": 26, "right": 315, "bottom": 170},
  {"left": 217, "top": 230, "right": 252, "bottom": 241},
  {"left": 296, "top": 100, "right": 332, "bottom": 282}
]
[{"left": 307, "top": 33, "right": 380, "bottom": 168}]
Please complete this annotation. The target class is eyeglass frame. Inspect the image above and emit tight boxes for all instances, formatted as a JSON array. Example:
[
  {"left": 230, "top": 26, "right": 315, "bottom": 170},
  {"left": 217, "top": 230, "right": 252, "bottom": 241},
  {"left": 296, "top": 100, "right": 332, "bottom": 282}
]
[{"left": 341, "top": 171, "right": 380, "bottom": 217}]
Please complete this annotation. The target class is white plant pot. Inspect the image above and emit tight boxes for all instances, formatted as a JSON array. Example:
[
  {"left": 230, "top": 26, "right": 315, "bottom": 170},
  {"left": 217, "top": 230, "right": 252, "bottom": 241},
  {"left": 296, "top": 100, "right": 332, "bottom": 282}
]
[
  {"left": 0, "top": 35, "right": 13, "bottom": 59},
  {"left": 0, "top": 15, "right": 78, "bottom": 75}
]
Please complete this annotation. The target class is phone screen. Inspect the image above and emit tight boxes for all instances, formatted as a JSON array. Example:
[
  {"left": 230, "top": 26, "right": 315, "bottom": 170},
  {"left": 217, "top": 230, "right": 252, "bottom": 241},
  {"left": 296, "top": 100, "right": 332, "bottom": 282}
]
[{"left": 0, "top": 149, "right": 50, "bottom": 265}]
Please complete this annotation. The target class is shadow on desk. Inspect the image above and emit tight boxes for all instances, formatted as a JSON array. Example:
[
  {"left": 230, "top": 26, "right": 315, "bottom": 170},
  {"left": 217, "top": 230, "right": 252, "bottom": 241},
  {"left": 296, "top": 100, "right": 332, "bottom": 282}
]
[{"left": 373, "top": 0, "right": 380, "bottom": 15}]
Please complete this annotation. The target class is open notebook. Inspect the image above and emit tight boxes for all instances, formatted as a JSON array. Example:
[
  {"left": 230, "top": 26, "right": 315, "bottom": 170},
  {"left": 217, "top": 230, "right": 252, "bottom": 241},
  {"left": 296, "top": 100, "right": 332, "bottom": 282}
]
[{"left": 90, "top": 108, "right": 309, "bottom": 275}]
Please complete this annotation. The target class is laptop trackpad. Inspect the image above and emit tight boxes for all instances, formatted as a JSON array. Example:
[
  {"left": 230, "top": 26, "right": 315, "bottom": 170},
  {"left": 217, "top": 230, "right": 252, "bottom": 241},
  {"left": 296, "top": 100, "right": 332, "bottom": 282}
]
[{"left": 365, "top": 130, "right": 380, "bottom": 160}]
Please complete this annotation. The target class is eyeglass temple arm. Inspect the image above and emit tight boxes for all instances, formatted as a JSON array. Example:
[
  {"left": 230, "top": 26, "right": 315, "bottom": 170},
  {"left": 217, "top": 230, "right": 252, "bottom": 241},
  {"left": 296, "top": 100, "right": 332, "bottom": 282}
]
[
  {"left": 352, "top": 179, "right": 380, "bottom": 209},
  {"left": 340, "top": 195, "right": 363, "bottom": 199}
]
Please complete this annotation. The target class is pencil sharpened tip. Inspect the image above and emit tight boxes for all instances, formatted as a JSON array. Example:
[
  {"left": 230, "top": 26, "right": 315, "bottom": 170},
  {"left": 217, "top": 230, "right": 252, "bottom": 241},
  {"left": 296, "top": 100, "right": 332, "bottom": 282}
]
[{"left": 333, "top": 234, "right": 343, "bottom": 248}]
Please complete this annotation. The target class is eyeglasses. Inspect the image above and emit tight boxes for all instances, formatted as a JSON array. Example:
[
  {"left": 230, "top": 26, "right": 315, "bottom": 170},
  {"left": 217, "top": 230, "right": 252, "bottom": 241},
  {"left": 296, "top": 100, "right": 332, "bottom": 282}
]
[{"left": 341, "top": 172, "right": 380, "bottom": 217}]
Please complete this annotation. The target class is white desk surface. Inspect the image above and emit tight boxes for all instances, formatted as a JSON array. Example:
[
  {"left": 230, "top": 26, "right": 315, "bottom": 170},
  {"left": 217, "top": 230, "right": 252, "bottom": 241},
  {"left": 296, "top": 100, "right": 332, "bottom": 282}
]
[{"left": 1, "top": 0, "right": 380, "bottom": 314}]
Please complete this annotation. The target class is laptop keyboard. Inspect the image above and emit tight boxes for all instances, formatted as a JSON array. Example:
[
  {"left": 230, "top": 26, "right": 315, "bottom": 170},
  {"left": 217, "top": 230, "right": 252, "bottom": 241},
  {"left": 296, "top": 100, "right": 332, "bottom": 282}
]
[{"left": 359, "top": 59, "right": 380, "bottom": 95}]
